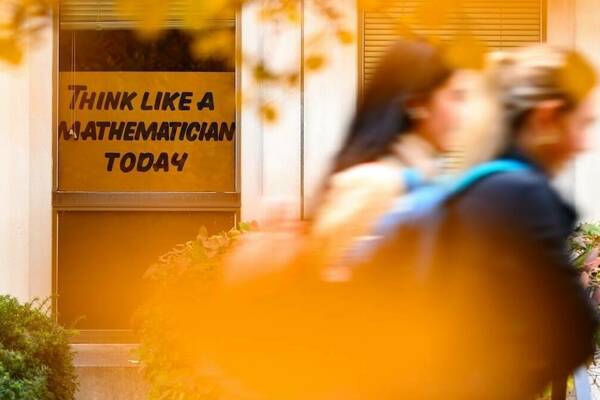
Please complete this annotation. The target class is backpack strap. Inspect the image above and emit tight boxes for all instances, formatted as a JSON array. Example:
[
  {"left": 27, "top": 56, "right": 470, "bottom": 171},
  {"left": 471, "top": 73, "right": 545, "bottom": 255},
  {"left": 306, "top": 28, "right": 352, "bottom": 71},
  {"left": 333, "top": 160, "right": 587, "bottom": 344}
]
[
  {"left": 375, "top": 159, "right": 531, "bottom": 240},
  {"left": 414, "top": 159, "right": 533, "bottom": 279},
  {"left": 402, "top": 168, "right": 425, "bottom": 192},
  {"left": 451, "top": 159, "right": 532, "bottom": 195},
  {"left": 573, "top": 366, "right": 592, "bottom": 400},
  {"left": 335, "top": 159, "right": 532, "bottom": 275}
]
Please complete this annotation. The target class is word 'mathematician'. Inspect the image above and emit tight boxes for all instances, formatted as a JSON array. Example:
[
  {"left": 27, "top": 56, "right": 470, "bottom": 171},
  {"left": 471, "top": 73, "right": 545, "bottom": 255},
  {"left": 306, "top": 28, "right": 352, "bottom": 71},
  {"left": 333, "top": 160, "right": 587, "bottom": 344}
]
[{"left": 60, "top": 82, "right": 235, "bottom": 174}]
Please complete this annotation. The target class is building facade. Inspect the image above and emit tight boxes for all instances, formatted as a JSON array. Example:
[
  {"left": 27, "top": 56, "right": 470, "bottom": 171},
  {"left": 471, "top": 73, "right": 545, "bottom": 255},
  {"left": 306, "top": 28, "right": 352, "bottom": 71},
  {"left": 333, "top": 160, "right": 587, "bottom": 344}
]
[{"left": 0, "top": 0, "right": 599, "bottom": 339}]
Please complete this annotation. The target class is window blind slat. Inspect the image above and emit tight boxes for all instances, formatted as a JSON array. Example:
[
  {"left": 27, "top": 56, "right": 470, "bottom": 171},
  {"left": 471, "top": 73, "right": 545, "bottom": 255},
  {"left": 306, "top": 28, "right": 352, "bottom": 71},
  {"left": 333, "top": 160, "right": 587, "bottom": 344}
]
[
  {"left": 59, "top": 0, "right": 235, "bottom": 28},
  {"left": 363, "top": 0, "right": 544, "bottom": 83},
  {"left": 362, "top": 0, "right": 544, "bottom": 167}
]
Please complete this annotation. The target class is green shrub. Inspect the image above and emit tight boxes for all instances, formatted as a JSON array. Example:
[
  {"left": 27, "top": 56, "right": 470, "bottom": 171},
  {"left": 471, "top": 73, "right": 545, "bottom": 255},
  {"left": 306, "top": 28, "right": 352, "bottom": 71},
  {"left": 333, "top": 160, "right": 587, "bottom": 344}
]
[
  {"left": 567, "top": 223, "right": 600, "bottom": 396},
  {"left": 136, "top": 222, "right": 255, "bottom": 400},
  {"left": 570, "top": 222, "right": 600, "bottom": 331},
  {"left": 570, "top": 223, "right": 600, "bottom": 273},
  {"left": 0, "top": 296, "right": 77, "bottom": 400}
]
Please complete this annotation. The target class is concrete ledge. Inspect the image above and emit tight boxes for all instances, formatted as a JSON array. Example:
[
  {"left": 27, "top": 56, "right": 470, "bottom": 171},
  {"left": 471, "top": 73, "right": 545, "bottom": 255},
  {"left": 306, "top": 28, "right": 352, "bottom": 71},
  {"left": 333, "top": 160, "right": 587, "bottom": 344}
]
[
  {"left": 76, "top": 366, "right": 148, "bottom": 400},
  {"left": 72, "top": 344, "right": 140, "bottom": 367},
  {"left": 72, "top": 344, "right": 148, "bottom": 400}
]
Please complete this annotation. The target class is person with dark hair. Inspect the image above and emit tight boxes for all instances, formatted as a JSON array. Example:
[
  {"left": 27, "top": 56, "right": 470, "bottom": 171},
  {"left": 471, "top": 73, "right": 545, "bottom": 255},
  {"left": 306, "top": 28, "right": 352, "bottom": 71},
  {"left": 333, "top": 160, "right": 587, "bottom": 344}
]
[
  {"left": 332, "top": 39, "right": 455, "bottom": 173},
  {"left": 310, "top": 38, "right": 470, "bottom": 274}
]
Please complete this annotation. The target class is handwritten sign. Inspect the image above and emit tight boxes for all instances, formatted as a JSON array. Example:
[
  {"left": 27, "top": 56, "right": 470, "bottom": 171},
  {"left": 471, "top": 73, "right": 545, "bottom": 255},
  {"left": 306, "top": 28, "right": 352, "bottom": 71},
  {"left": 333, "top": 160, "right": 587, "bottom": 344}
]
[{"left": 58, "top": 72, "right": 235, "bottom": 192}]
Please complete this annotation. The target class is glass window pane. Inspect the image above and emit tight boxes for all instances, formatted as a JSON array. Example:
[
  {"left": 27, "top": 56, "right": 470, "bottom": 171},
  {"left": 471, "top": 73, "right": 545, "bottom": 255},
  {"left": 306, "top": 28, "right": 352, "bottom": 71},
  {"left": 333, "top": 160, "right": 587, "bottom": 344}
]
[
  {"left": 58, "top": 29, "right": 234, "bottom": 72},
  {"left": 57, "top": 29, "right": 236, "bottom": 192},
  {"left": 56, "top": 211, "right": 236, "bottom": 330}
]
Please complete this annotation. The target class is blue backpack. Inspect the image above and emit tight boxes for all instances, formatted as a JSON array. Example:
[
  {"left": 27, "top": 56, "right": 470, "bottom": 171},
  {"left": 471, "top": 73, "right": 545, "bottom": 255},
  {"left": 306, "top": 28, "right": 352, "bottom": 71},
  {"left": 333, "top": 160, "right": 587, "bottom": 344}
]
[
  {"left": 344, "top": 158, "right": 594, "bottom": 400},
  {"left": 344, "top": 159, "right": 532, "bottom": 272}
]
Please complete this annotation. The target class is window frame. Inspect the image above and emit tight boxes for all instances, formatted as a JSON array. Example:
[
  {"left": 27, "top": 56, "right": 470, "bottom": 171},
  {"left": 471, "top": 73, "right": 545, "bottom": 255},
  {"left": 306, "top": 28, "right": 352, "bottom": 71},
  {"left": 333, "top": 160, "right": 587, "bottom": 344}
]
[
  {"left": 357, "top": 0, "right": 548, "bottom": 100},
  {"left": 52, "top": 3, "right": 242, "bottom": 343}
]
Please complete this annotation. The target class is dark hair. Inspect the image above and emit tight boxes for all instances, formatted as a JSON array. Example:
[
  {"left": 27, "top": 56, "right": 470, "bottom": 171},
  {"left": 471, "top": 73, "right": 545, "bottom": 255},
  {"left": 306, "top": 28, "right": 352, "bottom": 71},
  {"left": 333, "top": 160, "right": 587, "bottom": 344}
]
[{"left": 331, "top": 39, "right": 453, "bottom": 173}]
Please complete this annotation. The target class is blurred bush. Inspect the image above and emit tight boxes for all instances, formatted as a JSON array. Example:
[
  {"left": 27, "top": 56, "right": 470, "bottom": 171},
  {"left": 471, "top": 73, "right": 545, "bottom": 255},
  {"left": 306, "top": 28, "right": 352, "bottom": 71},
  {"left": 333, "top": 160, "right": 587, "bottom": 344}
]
[
  {"left": 0, "top": 295, "right": 77, "bottom": 400},
  {"left": 0, "top": 0, "right": 53, "bottom": 64},
  {"left": 135, "top": 222, "right": 255, "bottom": 400},
  {"left": 570, "top": 223, "right": 600, "bottom": 306}
]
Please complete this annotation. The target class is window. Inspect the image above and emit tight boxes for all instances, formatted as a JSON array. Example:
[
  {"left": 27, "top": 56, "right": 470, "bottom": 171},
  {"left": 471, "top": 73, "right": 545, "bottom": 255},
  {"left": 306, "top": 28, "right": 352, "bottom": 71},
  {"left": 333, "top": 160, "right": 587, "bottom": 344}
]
[
  {"left": 56, "top": 0, "right": 238, "bottom": 341},
  {"left": 361, "top": 0, "right": 546, "bottom": 85},
  {"left": 360, "top": 0, "right": 545, "bottom": 168}
]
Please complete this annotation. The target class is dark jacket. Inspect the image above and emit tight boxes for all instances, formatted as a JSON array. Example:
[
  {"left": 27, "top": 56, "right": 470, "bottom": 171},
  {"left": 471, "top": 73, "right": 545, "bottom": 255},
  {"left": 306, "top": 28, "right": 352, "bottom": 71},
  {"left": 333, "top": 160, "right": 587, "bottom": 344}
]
[{"left": 367, "top": 148, "right": 598, "bottom": 399}]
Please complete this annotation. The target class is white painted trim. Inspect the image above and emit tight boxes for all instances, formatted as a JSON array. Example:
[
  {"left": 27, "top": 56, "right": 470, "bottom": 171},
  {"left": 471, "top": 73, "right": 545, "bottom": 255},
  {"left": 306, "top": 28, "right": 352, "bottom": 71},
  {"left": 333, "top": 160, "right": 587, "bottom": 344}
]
[
  {"left": 240, "top": 0, "right": 303, "bottom": 222},
  {"left": 302, "top": 0, "right": 358, "bottom": 216},
  {"left": 240, "top": 1, "right": 264, "bottom": 222},
  {"left": 28, "top": 23, "right": 54, "bottom": 302},
  {"left": 546, "top": 0, "right": 577, "bottom": 204},
  {"left": 547, "top": 0, "right": 600, "bottom": 222},
  {"left": 0, "top": 21, "right": 53, "bottom": 302},
  {"left": 546, "top": 0, "right": 575, "bottom": 47},
  {"left": 0, "top": 58, "right": 30, "bottom": 301},
  {"left": 571, "top": 0, "right": 600, "bottom": 222}
]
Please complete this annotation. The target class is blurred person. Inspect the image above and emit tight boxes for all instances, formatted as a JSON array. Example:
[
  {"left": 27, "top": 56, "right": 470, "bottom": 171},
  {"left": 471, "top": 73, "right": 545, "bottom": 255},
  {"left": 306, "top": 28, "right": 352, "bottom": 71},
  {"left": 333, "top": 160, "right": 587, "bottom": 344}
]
[
  {"left": 310, "top": 38, "right": 472, "bottom": 276},
  {"left": 210, "top": 38, "right": 504, "bottom": 399},
  {"left": 187, "top": 45, "right": 597, "bottom": 399},
  {"left": 225, "top": 38, "right": 480, "bottom": 284},
  {"left": 368, "top": 45, "right": 599, "bottom": 399}
]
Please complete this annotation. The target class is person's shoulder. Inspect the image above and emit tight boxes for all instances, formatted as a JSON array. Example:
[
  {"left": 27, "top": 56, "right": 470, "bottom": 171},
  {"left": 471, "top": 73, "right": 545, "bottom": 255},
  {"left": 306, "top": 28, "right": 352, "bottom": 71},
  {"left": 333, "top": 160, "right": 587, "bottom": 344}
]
[
  {"left": 331, "top": 160, "right": 405, "bottom": 193},
  {"left": 469, "top": 168, "right": 553, "bottom": 200},
  {"left": 452, "top": 168, "right": 562, "bottom": 219},
  {"left": 457, "top": 167, "right": 577, "bottom": 229}
]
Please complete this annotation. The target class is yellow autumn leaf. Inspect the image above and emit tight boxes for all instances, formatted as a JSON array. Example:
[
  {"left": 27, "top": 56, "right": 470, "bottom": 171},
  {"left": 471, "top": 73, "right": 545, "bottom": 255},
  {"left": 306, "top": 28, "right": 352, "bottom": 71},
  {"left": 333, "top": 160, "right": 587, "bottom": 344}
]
[
  {"left": 558, "top": 51, "right": 598, "bottom": 103},
  {"left": 305, "top": 54, "right": 326, "bottom": 71},
  {"left": 336, "top": 29, "right": 355, "bottom": 45},
  {"left": 259, "top": 4, "right": 277, "bottom": 21},
  {"left": 260, "top": 103, "right": 279, "bottom": 123},
  {"left": 284, "top": 0, "right": 301, "bottom": 24},
  {"left": 286, "top": 9, "right": 301, "bottom": 24},
  {"left": 414, "top": 0, "right": 446, "bottom": 27},
  {"left": 191, "top": 29, "right": 235, "bottom": 65},
  {"left": 181, "top": 0, "right": 233, "bottom": 29},
  {"left": 253, "top": 63, "right": 277, "bottom": 82},
  {"left": 259, "top": 0, "right": 300, "bottom": 24},
  {"left": 358, "top": 0, "right": 386, "bottom": 12},
  {"left": 414, "top": 0, "right": 460, "bottom": 28},
  {"left": 390, "top": 17, "right": 417, "bottom": 39},
  {"left": 286, "top": 72, "right": 300, "bottom": 87},
  {"left": 0, "top": 38, "right": 23, "bottom": 65},
  {"left": 116, "top": 0, "right": 167, "bottom": 38},
  {"left": 444, "top": 36, "right": 487, "bottom": 70}
]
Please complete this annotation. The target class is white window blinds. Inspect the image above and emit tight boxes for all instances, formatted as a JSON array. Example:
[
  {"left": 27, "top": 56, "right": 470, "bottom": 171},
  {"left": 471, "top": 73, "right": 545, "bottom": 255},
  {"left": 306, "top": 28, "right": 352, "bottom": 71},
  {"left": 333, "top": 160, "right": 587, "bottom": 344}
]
[
  {"left": 59, "top": 0, "right": 235, "bottom": 29},
  {"left": 362, "top": 0, "right": 545, "bottom": 84}
]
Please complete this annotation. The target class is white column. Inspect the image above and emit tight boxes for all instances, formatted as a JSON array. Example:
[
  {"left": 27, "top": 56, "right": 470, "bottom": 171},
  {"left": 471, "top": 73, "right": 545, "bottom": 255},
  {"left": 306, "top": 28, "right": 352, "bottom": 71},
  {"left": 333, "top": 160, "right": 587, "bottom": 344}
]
[
  {"left": 546, "top": 0, "right": 577, "bottom": 203},
  {"left": 547, "top": 0, "right": 600, "bottom": 221},
  {"left": 241, "top": 0, "right": 303, "bottom": 222},
  {"left": 0, "top": 41, "right": 31, "bottom": 301},
  {"left": 572, "top": 0, "right": 600, "bottom": 222},
  {"left": 28, "top": 26, "right": 53, "bottom": 302},
  {"left": 546, "top": 0, "right": 576, "bottom": 47},
  {"left": 302, "top": 0, "right": 358, "bottom": 216},
  {"left": 0, "top": 24, "right": 53, "bottom": 302}
]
